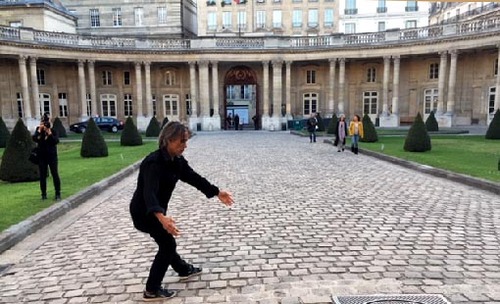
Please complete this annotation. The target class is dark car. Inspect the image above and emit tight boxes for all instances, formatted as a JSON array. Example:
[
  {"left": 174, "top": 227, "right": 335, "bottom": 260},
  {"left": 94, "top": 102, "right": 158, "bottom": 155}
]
[{"left": 70, "top": 116, "right": 124, "bottom": 133}]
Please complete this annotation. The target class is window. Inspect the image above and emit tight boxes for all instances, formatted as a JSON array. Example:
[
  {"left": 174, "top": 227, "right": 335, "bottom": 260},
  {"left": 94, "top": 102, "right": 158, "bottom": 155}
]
[
  {"left": 39, "top": 93, "right": 51, "bottom": 117},
  {"left": 495, "top": 59, "right": 498, "bottom": 76},
  {"left": 58, "top": 93, "right": 68, "bottom": 117},
  {"left": 208, "top": 12, "right": 217, "bottom": 31},
  {"left": 489, "top": 87, "right": 495, "bottom": 114},
  {"left": 363, "top": 91, "right": 378, "bottom": 114},
  {"left": 164, "top": 94, "right": 179, "bottom": 116},
  {"left": 308, "top": 9, "right": 318, "bottom": 28},
  {"left": 292, "top": 10, "right": 302, "bottom": 28},
  {"left": 86, "top": 93, "right": 92, "bottom": 117},
  {"left": 237, "top": 11, "right": 247, "bottom": 30},
  {"left": 135, "top": 7, "right": 144, "bottom": 26},
  {"left": 378, "top": 21, "right": 385, "bottom": 32},
  {"left": 377, "top": 0, "right": 387, "bottom": 13},
  {"left": 158, "top": 7, "right": 167, "bottom": 24},
  {"left": 227, "top": 86, "right": 236, "bottom": 99},
  {"left": 367, "top": 68, "right": 376, "bottom": 82},
  {"left": 223, "top": 12, "right": 232, "bottom": 30},
  {"left": 17, "top": 93, "right": 23, "bottom": 118},
  {"left": 306, "top": 70, "right": 316, "bottom": 84},
  {"left": 424, "top": 88, "right": 438, "bottom": 114},
  {"left": 303, "top": 92, "right": 318, "bottom": 115},
  {"left": 185, "top": 94, "right": 192, "bottom": 115},
  {"left": 256, "top": 11, "right": 266, "bottom": 28},
  {"left": 405, "top": 20, "right": 417, "bottom": 28},
  {"left": 37, "top": 69, "right": 46, "bottom": 85},
  {"left": 90, "top": 9, "right": 100, "bottom": 27},
  {"left": 152, "top": 94, "right": 157, "bottom": 116},
  {"left": 165, "top": 71, "right": 176, "bottom": 86},
  {"left": 102, "top": 71, "right": 112, "bottom": 85},
  {"left": 101, "top": 94, "right": 117, "bottom": 117},
  {"left": 429, "top": 63, "right": 439, "bottom": 79},
  {"left": 456, "top": 9, "right": 460, "bottom": 16},
  {"left": 324, "top": 9, "right": 334, "bottom": 28},
  {"left": 10, "top": 21, "right": 22, "bottom": 27},
  {"left": 124, "top": 71, "right": 130, "bottom": 85},
  {"left": 112, "top": 8, "right": 122, "bottom": 26},
  {"left": 345, "top": 0, "right": 357, "bottom": 14},
  {"left": 124, "top": 94, "right": 133, "bottom": 116},
  {"left": 272, "top": 10, "right": 282, "bottom": 28},
  {"left": 223, "top": 0, "right": 232, "bottom": 5},
  {"left": 406, "top": 0, "right": 418, "bottom": 12},
  {"left": 345, "top": 23, "right": 356, "bottom": 34}
]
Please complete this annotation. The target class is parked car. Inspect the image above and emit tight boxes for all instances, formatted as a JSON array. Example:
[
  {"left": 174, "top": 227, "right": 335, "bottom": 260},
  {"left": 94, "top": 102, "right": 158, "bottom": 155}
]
[{"left": 70, "top": 116, "right": 124, "bottom": 133}]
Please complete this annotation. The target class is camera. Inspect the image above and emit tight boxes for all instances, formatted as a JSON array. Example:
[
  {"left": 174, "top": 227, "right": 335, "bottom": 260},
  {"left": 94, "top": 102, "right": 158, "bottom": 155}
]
[{"left": 41, "top": 113, "right": 51, "bottom": 129}]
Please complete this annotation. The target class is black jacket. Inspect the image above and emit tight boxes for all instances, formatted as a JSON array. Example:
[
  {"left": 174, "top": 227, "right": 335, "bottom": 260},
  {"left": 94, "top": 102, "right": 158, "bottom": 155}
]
[
  {"left": 306, "top": 117, "right": 317, "bottom": 132},
  {"left": 32, "top": 127, "right": 59, "bottom": 160},
  {"left": 130, "top": 149, "right": 219, "bottom": 232}
]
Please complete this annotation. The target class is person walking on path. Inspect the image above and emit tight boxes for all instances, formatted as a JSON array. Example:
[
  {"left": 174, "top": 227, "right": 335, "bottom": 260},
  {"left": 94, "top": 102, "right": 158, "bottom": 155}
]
[
  {"left": 334, "top": 115, "right": 348, "bottom": 152},
  {"left": 234, "top": 114, "right": 240, "bottom": 130},
  {"left": 349, "top": 114, "right": 364, "bottom": 155},
  {"left": 306, "top": 113, "right": 318, "bottom": 143},
  {"left": 129, "top": 121, "right": 234, "bottom": 301},
  {"left": 32, "top": 113, "right": 61, "bottom": 200}
]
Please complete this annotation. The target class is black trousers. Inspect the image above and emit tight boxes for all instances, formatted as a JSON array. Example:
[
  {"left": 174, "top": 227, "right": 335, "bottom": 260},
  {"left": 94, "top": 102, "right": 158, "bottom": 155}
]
[{"left": 38, "top": 157, "right": 61, "bottom": 196}]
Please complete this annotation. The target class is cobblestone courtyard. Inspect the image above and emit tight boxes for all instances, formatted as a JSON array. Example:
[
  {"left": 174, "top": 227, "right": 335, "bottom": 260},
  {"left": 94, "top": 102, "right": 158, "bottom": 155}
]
[{"left": 1, "top": 132, "right": 500, "bottom": 303}]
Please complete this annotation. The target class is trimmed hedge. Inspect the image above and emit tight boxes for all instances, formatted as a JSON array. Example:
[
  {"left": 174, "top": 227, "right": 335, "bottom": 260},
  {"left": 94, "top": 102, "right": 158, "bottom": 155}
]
[
  {"left": 161, "top": 117, "right": 169, "bottom": 129},
  {"left": 52, "top": 117, "right": 67, "bottom": 137},
  {"left": 327, "top": 114, "right": 338, "bottom": 135},
  {"left": 0, "top": 117, "right": 10, "bottom": 148},
  {"left": 316, "top": 113, "right": 325, "bottom": 132},
  {"left": 404, "top": 112, "right": 431, "bottom": 152},
  {"left": 360, "top": 114, "right": 378, "bottom": 142},
  {"left": 120, "top": 117, "right": 143, "bottom": 146},
  {"left": 146, "top": 116, "right": 161, "bottom": 137},
  {"left": 425, "top": 111, "right": 439, "bottom": 132},
  {"left": 81, "top": 118, "right": 108, "bottom": 157},
  {"left": 485, "top": 109, "right": 500, "bottom": 140}
]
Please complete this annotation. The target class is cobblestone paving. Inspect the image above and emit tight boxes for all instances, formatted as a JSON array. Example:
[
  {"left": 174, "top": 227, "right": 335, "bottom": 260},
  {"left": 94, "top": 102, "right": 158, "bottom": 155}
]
[{"left": 1, "top": 131, "right": 500, "bottom": 304}]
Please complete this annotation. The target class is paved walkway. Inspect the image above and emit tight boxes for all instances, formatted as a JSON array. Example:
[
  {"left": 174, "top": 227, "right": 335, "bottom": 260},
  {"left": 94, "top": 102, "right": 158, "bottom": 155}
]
[{"left": 1, "top": 132, "right": 500, "bottom": 304}]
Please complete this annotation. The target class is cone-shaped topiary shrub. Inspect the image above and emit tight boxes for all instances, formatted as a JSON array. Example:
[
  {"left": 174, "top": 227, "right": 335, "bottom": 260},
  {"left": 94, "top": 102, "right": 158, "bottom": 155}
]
[
  {"left": 327, "top": 114, "right": 338, "bottom": 135},
  {"left": 145, "top": 116, "right": 161, "bottom": 138},
  {"left": 81, "top": 118, "right": 108, "bottom": 157},
  {"left": 360, "top": 114, "right": 378, "bottom": 142},
  {"left": 0, "top": 119, "right": 39, "bottom": 182},
  {"left": 0, "top": 117, "right": 10, "bottom": 148},
  {"left": 120, "top": 117, "right": 143, "bottom": 146},
  {"left": 52, "top": 117, "right": 67, "bottom": 138},
  {"left": 316, "top": 113, "right": 325, "bottom": 132},
  {"left": 404, "top": 112, "right": 431, "bottom": 152},
  {"left": 161, "top": 117, "right": 169, "bottom": 129},
  {"left": 425, "top": 111, "right": 439, "bottom": 132},
  {"left": 485, "top": 109, "right": 500, "bottom": 139}
]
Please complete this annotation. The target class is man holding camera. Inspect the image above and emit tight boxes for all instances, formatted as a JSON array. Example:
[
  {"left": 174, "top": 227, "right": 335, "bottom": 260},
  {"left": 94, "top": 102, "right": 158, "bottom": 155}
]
[{"left": 32, "top": 113, "right": 61, "bottom": 200}]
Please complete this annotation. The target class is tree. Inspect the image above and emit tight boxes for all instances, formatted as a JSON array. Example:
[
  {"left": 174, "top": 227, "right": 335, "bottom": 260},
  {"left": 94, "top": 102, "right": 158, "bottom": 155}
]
[
  {"left": 425, "top": 111, "right": 439, "bottom": 132},
  {"left": 145, "top": 116, "right": 161, "bottom": 138},
  {"left": 0, "top": 119, "right": 39, "bottom": 182},
  {"left": 404, "top": 112, "right": 431, "bottom": 152},
  {"left": 316, "top": 113, "right": 325, "bottom": 132},
  {"left": 120, "top": 116, "right": 143, "bottom": 146},
  {"left": 485, "top": 109, "right": 500, "bottom": 140},
  {"left": 360, "top": 114, "right": 378, "bottom": 142},
  {"left": 52, "top": 117, "right": 67, "bottom": 138},
  {"left": 161, "top": 117, "right": 169, "bottom": 129},
  {"left": 81, "top": 118, "right": 108, "bottom": 157},
  {"left": 0, "top": 117, "right": 10, "bottom": 148},
  {"left": 327, "top": 114, "right": 338, "bottom": 135}
]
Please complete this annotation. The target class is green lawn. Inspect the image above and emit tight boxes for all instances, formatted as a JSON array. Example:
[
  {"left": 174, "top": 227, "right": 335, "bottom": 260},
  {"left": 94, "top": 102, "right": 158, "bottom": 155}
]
[{"left": 0, "top": 141, "right": 157, "bottom": 232}]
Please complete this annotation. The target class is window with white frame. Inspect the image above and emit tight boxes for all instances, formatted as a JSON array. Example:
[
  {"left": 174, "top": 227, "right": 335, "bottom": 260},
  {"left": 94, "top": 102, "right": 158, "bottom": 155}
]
[
  {"left": 152, "top": 94, "right": 157, "bottom": 116},
  {"left": 405, "top": 20, "right": 417, "bottom": 28},
  {"left": 292, "top": 10, "right": 302, "bottom": 28},
  {"left": 112, "top": 8, "right": 122, "bottom": 26},
  {"left": 10, "top": 21, "right": 22, "bottom": 27},
  {"left": 345, "top": 23, "right": 356, "bottom": 34},
  {"left": 429, "top": 63, "right": 439, "bottom": 79},
  {"left": 256, "top": 11, "right": 266, "bottom": 28},
  {"left": 237, "top": 11, "right": 247, "bottom": 30},
  {"left": 86, "top": 93, "right": 92, "bottom": 116},
  {"left": 223, "top": 12, "right": 232, "bottom": 29},
  {"left": 226, "top": 86, "right": 236, "bottom": 100},
  {"left": 135, "top": 7, "right": 144, "bottom": 26},
  {"left": 124, "top": 94, "right": 133, "bottom": 116},
  {"left": 424, "top": 88, "right": 438, "bottom": 114},
  {"left": 165, "top": 71, "right": 176, "bottom": 86},
  {"left": 185, "top": 94, "right": 192, "bottom": 115},
  {"left": 58, "top": 93, "right": 68, "bottom": 117},
  {"left": 272, "top": 10, "right": 282, "bottom": 28},
  {"left": 17, "top": 93, "right": 23, "bottom": 118},
  {"left": 489, "top": 87, "right": 495, "bottom": 114},
  {"left": 494, "top": 59, "right": 498, "bottom": 76},
  {"left": 303, "top": 92, "right": 318, "bottom": 115},
  {"left": 324, "top": 9, "right": 334, "bottom": 28},
  {"left": 306, "top": 70, "right": 316, "bottom": 84},
  {"left": 377, "top": 0, "right": 387, "bottom": 13},
  {"left": 406, "top": 0, "right": 418, "bottom": 11},
  {"left": 39, "top": 93, "right": 51, "bottom": 117},
  {"left": 378, "top": 21, "right": 385, "bottom": 32},
  {"left": 367, "top": 67, "right": 376, "bottom": 82},
  {"left": 101, "top": 94, "right": 117, "bottom": 117},
  {"left": 124, "top": 71, "right": 130, "bottom": 85},
  {"left": 158, "top": 7, "right": 167, "bottom": 24},
  {"left": 207, "top": 12, "right": 217, "bottom": 31},
  {"left": 345, "top": 0, "right": 357, "bottom": 14},
  {"left": 308, "top": 9, "right": 318, "bottom": 28},
  {"left": 102, "top": 70, "right": 112, "bottom": 85},
  {"left": 363, "top": 91, "right": 378, "bottom": 114},
  {"left": 90, "top": 9, "right": 100, "bottom": 27},
  {"left": 164, "top": 94, "right": 179, "bottom": 116},
  {"left": 37, "top": 69, "right": 46, "bottom": 85}
]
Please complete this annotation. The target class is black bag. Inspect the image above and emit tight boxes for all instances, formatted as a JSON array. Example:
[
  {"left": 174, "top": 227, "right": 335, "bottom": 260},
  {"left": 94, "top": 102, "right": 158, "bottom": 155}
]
[{"left": 29, "top": 147, "right": 39, "bottom": 165}]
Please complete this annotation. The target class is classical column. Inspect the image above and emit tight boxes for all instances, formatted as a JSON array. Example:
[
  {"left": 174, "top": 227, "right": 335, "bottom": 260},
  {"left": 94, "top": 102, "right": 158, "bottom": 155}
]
[
  {"left": 495, "top": 47, "right": 500, "bottom": 113},
  {"left": 29, "top": 57, "right": 40, "bottom": 119},
  {"left": 189, "top": 61, "right": 198, "bottom": 117},
  {"left": 262, "top": 61, "right": 270, "bottom": 118},
  {"left": 211, "top": 61, "right": 220, "bottom": 118},
  {"left": 446, "top": 50, "right": 458, "bottom": 114},
  {"left": 272, "top": 60, "right": 283, "bottom": 118},
  {"left": 437, "top": 51, "right": 448, "bottom": 115},
  {"left": 88, "top": 60, "right": 97, "bottom": 116},
  {"left": 329, "top": 58, "right": 336, "bottom": 115},
  {"left": 18, "top": 55, "right": 31, "bottom": 118},
  {"left": 78, "top": 60, "right": 87, "bottom": 118},
  {"left": 135, "top": 62, "right": 143, "bottom": 117},
  {"left": 382, "top": 56, "right": 391, "bottom": 116},
  {"left": 144, "top": 61, "right": 153, "bottom": 117},
  {"left": 285, "top": 61, "right": 292, "bottom": 118},
  {"left": 198, "top": 61, "right": 210, "bottom": 119},
  {"left": 392, "top": 56, "right": 400, "bottom": 115},
  {"left": 338, "top": 58, "right": 345, "bottom": 114}
]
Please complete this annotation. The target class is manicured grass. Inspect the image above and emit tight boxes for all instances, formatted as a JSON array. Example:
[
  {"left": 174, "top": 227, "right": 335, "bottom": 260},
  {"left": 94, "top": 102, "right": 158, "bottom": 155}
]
[
  {"left": 0, "top": 141, "right": 157, "bottom": 232},
  {"left": 361, "top": 135, "right": 500, "bottom": 182}
]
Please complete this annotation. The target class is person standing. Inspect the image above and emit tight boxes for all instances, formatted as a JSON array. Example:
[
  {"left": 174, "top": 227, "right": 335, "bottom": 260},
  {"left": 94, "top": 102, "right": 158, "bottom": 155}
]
[
  {"left": 335, "top": 115, "right": 348, "bottom": 152},
  {"left": 306, "top": 113, "right": 318, "bottom": 143},
  {"left": 349, "top": 114, "right": 364, "bottom": 155},
  {"left": 32, "top": 113, "right": 61, "bottom": 200},
  {"left": 130, "top": 121, "right": 234, "bottom": 301},
  {"left": 234, "top": 114, "right": 240, "bottom": 130}
]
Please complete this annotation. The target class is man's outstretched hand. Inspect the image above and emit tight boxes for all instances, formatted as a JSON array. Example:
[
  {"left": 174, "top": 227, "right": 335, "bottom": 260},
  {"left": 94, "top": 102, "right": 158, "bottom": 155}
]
[{"left": 218, "top": 190, "right": 234, "bottom": 207}]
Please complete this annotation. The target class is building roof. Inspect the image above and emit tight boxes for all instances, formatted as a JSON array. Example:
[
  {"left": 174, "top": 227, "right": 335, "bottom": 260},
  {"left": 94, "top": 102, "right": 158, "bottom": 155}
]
[{"left": 0, "top": 0, "right": 71, "bottom": 13}]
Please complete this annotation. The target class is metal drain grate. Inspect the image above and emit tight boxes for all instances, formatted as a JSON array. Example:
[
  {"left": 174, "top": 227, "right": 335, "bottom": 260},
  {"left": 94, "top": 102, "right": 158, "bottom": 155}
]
[{"left": 332, "top": 294, "right": 451, "bottom": 304}]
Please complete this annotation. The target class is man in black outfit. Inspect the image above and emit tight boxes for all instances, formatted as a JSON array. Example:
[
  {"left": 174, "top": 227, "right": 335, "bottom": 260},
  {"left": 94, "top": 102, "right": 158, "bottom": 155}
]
[
  {"left": 130, "top": 121, "right": 234, "bottom": 301},
  {"left": 33, "top": 113, "right": 61, "bottom": 200}
]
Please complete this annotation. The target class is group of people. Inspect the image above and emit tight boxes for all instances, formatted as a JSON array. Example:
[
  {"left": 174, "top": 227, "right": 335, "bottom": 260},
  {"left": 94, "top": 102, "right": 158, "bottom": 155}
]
[
  {"left": 225, "top": 113, "right": 240, "bottom": 130},
  {"left": 307, "top": 113, "right": 364, "bottom": 154}
]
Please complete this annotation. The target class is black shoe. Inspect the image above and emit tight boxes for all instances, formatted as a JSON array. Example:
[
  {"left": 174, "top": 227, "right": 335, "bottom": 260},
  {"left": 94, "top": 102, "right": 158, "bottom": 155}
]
[
  {"left": 143, "top": 288, "right": 177, "bottom": 302},
  {"left": 41, "top": 194, "right": 47, "bottom": 200},
  {"left": 55, "top": 194, "right": 61, "bottom": 200},
  {"left": 179, "top": 265, "right": 202, "bottom": 280}
]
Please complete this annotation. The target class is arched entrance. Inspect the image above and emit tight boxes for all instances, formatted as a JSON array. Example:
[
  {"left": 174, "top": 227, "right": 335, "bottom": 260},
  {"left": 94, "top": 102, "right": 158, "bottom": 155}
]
[{"left": 223, "top": 66, "right": 259, "bottom": 130}]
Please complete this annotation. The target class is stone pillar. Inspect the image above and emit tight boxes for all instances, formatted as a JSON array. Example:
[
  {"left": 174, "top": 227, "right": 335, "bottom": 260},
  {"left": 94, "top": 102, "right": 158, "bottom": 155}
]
[
  {"left": 446, "top": 50, "right": 458, "bottom": 115},
  {"left": 18, "top": 55, "right": 31, "bottom": 119},
  {"left": 338, "top": 58, "right": 345, "bottom": 114},
  {"left": 262, "top": 61, "right": 270, "bottom": 129},
  {"left": 495, "top": 46, "right": 500, "bottom": 115},
  {"left": 270, "top": 60, "right": 283, "bottom": 130},
  {"left": 380, "top": 56, "right": 400, "bottom": 127},
  {"left": 29, "top": 57, "right": 40, "bottom": 119},
  {"left": 144, "top": 61, "right": 153, "bottom": 117},
  {"left": 437, "top": 51, "right": 448, "bottom": 115},
  {"left": 211, "top": 61, "right": 221, "bottom": 130},
  {"left": 188, "top": 61, "right": 198, "bottom": 131},
  {"left": 382, "top": 56, "right": 391, "bottom": 116},
  {"left": 134, "top": 62, "right": 143, "bottom": 117},
  {"left": 285, "top": 61, "right": 292, "bottom": 119},
  {"left": 329, "top": 58, "right": 336, "bottom": 116},
  {"left": 198, "top": 60, "right": 211, "bottom": 130},
  {"left": 392, "top": 56, "right": 400, "bottom": 116},
  {"left": 88, "top": 60, "right": 97, "bottom": 116},
  {"left": 78, "top": 60, "right": 87, "bottom": 119}
]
